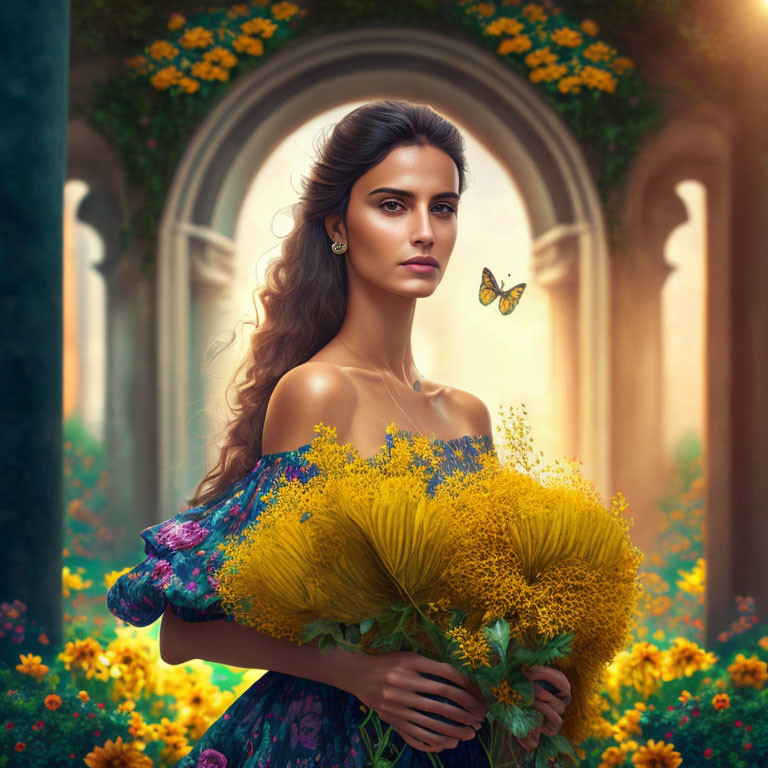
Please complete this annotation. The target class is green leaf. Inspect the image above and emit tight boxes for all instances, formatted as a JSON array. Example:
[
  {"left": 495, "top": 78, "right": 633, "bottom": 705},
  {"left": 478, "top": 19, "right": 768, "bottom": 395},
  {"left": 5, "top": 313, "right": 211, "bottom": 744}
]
[
  {"left": 360, "top": 617, "right": 375, "bottom": 634},
  {"left": 488, "top": 702, "right": 542, "bottom": 739},
  {"left": 547, "top": 732, "right": 576, "bottom": 756},
  {"left": 347, "top": 623, "right": 361, "bottom": 644},
  {"left": 318, "top": 634, "right": 337, "bottom": 653},
  {"left": 303, "top": 618, "right": 342, "bottom": 643},
  {"left": 482, "top": 617, "right": 510, "bottom": 661},
  {"left": 421, "top": 617, "right": 453, "bottom": 658},
  {"left": 473, "top": 663, "right": 505, "bottom": 689}
]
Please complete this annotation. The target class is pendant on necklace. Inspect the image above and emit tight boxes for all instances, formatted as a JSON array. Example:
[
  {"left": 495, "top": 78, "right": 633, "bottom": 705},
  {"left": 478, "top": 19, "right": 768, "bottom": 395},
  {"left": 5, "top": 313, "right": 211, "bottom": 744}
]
[{"left": 413, "top": 379, "right": 421, "bottom": 391}]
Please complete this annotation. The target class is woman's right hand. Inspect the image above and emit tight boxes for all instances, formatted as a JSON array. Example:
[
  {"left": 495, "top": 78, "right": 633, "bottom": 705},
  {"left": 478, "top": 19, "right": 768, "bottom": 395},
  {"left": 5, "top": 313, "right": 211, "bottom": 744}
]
[{"left": 346, "top": 651, "right": 488, "bottom": 753}]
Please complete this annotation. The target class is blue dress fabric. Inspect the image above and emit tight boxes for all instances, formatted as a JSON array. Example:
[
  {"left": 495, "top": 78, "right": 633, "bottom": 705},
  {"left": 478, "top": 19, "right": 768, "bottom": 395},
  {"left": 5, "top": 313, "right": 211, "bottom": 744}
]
[{"left": 107, "top": 432, "right": 544, "bottom": 768}]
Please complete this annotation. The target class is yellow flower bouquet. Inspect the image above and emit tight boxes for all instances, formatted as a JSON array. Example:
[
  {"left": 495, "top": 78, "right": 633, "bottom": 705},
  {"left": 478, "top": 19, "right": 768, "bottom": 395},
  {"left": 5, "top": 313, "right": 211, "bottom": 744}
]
[{"left": 217, "top": 406, "right": 644, "bottom": 767}]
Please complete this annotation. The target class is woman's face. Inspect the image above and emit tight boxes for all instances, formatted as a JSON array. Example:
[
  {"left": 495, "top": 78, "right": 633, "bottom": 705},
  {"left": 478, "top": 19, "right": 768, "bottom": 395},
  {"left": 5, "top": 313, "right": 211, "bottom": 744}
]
[{"left": 327, "top": 144, "right": 460, "bottom": 298}]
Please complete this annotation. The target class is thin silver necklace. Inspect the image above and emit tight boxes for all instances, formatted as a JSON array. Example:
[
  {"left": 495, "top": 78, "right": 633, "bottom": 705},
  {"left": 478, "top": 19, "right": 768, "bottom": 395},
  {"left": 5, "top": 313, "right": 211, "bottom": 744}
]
[{"left": 336, "top": 334, "right": 425, "bottom": 437}]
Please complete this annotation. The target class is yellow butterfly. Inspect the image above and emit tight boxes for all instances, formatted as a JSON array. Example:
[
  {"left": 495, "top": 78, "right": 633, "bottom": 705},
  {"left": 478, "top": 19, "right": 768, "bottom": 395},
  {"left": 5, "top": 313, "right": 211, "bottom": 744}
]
[{"left": 478, "top": 267, "right": 526, "bottom": 315}]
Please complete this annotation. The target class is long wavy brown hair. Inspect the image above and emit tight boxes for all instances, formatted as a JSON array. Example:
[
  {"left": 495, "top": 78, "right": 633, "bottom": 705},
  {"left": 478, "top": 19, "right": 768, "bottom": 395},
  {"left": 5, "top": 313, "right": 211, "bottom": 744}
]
[{"left": 187, "top": 99, "right": 469, "bottom": 508}]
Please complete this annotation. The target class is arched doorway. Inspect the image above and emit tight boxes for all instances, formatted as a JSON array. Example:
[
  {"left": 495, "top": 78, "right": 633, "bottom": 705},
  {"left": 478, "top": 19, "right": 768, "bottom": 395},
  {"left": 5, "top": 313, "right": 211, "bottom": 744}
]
[{"left": 156, "top": 26, "right": 611, "bottom": 516}]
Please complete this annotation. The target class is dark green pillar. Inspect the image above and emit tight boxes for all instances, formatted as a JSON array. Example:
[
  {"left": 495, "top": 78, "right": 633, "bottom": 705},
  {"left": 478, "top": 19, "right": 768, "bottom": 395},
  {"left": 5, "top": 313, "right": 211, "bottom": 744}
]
[{"left": 0, "top": 1, "right": 70, "bottom": 652}]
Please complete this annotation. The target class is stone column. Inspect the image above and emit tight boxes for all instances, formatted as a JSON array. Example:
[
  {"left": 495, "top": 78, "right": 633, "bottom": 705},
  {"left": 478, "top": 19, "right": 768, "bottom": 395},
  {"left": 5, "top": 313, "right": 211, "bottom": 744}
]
[{"left": 0, "top": 0, "right": 70, "bottom": 651}]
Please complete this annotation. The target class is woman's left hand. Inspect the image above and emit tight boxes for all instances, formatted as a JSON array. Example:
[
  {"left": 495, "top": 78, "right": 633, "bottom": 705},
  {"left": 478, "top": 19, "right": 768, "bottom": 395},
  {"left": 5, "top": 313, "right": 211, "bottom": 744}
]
[{"left": 516, "top": 665, "right": 571, "bottom": 751}]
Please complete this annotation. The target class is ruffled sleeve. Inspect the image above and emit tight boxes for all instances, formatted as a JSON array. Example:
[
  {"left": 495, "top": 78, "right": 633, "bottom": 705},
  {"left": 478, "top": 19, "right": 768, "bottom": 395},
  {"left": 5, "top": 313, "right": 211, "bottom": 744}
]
[{"left": 107, "top": 445, "right": 318, "bottom": 627}]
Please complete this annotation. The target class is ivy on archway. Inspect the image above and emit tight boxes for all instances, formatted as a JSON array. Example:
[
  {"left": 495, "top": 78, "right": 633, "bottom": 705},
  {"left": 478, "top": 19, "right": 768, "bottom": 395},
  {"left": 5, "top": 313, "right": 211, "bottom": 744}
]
[{"left": 84, "top": 0, "right": 667, "bottom": 271}]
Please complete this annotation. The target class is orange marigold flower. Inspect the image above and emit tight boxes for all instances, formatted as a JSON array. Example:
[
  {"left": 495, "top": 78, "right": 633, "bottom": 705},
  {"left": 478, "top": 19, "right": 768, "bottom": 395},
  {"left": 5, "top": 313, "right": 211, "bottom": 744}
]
[
  {"left": 44, "top": 694, "right": 62, "bottom": 711},
  {"left": 150, "top": 65, "right": 183, "bottom": 91},
  {"left": 558, "top": 75, "right": 582, "bottom": 94},
  {"left": 241, "top": 17, "right": 277, "bottom": 38},
  {"left": 525, "top": 46, "right": 558, "bottom": 67},
  {"left": 227, "top": 3, "right": 250, "bottom": 17},
  {"left": 550, "top": 27, "right": 582, "bottom": 47},
  {"left": 583, "top": 41, "right": 614, "bottom": 63},
  {"left": 529, "top": 64, "right": 568, "bottom": 83},
  {"left": 179, "top": 77, "right": 200, "bottom": 94},
  {"left": 190, "top": 61, "right": 229, "bottom": 82},
  {"left": 167, "top": 13, "right": 186, "bottom": 31},
  {"left": 497, "top": 35, "right": 532, "bottom": 55},
  {"left": 148, "top": 40, "right": 178, "bottom": 61},
  {"left": 599, "top": 745, "right": 625, "bottom": 766},
  {"left": 522, "top": 3, "right": 547, "bottom": 23},
  {"left": 178, "top": 26, "right": 214, "bottom": 49},
  {"left": 711, "top": 692, "right": 730, "bottom": 710},
  {"left": 579, "top": 65, "right": 617, "bottom": 93},
  {"left": 203, "top": 47, "right": 238, "bottom": 69},
  {"left": 581, "top": 19, "right": 599, "bottom": 36},
  {"left": 233, "top": 34, "right": 265, "bottom": 56},
  {"left": 271, "top": 1, "right": 300, "bottom": 20},
  {"left": 485, "top": 17, "right": 523, "bottom": 36},
  {"left": 728, "top": 653, "right": 768, "bottom": 689}
]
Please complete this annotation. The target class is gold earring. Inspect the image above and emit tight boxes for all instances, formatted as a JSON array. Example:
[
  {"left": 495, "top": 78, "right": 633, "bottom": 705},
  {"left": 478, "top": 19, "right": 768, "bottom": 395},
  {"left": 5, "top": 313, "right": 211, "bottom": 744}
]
[{"left": 331, "top": 241, "right": 347, "bottom": 254}]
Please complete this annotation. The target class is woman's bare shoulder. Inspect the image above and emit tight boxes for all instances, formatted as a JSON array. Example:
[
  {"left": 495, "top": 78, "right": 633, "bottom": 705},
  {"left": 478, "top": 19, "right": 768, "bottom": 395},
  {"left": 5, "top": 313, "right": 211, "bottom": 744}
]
[
  {"left": 261, "top": 362, "right": 357, "bottom": 455},
  {"left": 438, "top": 384, "right": 494, "bottom": 438}
]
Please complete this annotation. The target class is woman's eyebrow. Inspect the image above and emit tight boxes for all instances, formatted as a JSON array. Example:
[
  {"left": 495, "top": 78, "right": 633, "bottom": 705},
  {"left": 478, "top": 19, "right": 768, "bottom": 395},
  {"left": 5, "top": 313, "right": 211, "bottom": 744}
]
[{"left": 367, "top": 186, "right": 460, "bottom": 201}]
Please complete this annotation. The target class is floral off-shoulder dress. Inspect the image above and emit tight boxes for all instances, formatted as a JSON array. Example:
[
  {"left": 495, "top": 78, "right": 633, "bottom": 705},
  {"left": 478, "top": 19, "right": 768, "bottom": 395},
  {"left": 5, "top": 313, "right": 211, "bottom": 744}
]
[{"left": 107, "top": 431, "right": 543, "bottom": 768}]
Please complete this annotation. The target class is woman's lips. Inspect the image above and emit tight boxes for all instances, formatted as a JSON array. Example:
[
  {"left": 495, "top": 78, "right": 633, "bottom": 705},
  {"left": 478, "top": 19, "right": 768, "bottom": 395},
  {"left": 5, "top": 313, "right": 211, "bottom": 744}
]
[{"left": 400, "top": 262, "right": 438, "bottom": 273}]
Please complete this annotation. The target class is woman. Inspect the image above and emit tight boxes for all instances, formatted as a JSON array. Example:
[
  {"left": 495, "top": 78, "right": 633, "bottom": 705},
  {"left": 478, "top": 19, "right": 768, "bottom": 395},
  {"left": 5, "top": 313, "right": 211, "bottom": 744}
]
[{"left": 108, "top": 100, "right": 571, "bottom": 767}]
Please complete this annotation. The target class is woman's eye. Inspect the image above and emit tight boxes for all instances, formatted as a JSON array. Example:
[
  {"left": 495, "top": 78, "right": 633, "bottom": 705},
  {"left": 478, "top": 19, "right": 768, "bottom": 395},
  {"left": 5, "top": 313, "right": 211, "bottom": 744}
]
[{"left": 378, "top": 200, "right": 456, "bottom": 214}]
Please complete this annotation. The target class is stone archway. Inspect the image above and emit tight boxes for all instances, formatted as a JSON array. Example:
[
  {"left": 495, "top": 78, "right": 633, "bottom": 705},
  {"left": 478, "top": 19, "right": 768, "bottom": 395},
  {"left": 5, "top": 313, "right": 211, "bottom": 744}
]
[
  {"left": 615, "top": 106, "right": 733, "bottom": 642},
  {"left": 67, "top": 119, "right": 160, "bottom": 538},
  {"left": 157, "top": 26, "right": 611, "bottom": 517}
]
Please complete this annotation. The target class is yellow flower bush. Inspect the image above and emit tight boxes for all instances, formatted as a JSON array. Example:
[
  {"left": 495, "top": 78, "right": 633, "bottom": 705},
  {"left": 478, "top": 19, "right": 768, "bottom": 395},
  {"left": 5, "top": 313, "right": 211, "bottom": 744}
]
[{"left": 104, "top": 627, "right": 158, "bottom": 700}]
